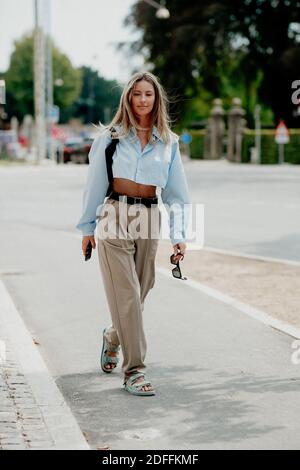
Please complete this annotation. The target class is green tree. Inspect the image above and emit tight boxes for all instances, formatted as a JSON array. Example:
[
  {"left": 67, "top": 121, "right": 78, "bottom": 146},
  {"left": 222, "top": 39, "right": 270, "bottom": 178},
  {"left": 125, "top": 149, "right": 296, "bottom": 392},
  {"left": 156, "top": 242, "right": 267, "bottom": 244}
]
[
  {"left": 4, "top": 33, "right": 82, "bottom": 121},
  {"left": 62, "top": 66, "right": 122, "bottom": 124},
  {"left": 124, "top": 0, "right": 300, "bottom": 127}
]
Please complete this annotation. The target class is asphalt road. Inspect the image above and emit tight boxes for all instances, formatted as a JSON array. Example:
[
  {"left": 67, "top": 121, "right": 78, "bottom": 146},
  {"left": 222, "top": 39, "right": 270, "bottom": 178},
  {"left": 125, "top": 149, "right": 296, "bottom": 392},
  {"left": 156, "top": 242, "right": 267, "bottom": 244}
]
[{"left": 185, "top": 159, "right": 300, "bottom": 262}]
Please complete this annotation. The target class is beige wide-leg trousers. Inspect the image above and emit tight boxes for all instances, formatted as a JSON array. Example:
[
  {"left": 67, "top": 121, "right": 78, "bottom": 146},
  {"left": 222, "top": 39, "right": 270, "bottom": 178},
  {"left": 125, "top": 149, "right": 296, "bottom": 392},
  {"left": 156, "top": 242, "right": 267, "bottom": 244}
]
[{"left": 96, "top": 197, "right": 161, "bottom": 377}]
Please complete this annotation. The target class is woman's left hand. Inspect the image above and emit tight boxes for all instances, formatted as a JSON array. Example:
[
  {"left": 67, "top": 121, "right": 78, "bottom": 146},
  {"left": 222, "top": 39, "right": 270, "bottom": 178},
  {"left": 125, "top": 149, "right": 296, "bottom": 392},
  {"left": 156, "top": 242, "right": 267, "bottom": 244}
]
[{"left": 173, "top": 242, "right": 186, "bottom": 262}]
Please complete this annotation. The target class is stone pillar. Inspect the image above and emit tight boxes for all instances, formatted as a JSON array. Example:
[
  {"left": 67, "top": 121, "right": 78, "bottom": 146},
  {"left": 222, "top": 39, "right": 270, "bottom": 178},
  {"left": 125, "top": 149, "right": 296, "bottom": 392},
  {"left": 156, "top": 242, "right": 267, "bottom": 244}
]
[
  {"left": 204, "top": 98, "right": 225, "bottom": 159},
  {"left": 227, "top": 98, "right": 246, "bottom": 162},
  {"left": 22, "top": 115, "right": 34, "bottom": 151},
  {"left": 10, "top": 116, "right": 19, "bottom": 135},
  {"left": 204, "top": 117, "right": 212, "bottom": 159}
]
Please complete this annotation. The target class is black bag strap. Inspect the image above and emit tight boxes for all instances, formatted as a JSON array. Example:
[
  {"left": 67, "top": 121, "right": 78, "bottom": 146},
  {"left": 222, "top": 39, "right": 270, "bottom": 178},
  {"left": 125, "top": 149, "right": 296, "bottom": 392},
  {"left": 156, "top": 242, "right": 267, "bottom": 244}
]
[{"left": 105, "top": 127, "right": 119, "bottom": 197}]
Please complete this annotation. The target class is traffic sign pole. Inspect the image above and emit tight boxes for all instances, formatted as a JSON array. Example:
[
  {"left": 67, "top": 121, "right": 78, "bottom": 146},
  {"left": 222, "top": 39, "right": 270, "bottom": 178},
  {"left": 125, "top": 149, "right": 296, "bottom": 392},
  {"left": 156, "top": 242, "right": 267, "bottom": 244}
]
[
  {"left": 275, "top": 120, "right": 289, "bottom": 165},
  {"left": 180, "top": 131, "right": 192, "bottom": 160},
  {"left": 278, "top": 143, "right": 284, "bottom": 165}
]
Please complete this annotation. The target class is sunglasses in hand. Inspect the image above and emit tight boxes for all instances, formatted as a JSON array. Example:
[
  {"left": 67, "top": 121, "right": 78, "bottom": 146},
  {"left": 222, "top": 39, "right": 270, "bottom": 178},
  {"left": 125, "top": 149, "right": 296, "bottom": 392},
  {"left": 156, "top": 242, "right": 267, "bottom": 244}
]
[{"left": 170, "top": 254, "right": 187, "bottom": 281}]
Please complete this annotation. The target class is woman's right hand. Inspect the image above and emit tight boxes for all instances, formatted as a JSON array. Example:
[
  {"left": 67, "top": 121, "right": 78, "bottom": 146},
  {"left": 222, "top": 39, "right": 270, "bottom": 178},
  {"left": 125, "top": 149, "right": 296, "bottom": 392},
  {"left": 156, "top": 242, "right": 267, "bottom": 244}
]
[{"left": 82, "top": 235, "right": 96, "bottom": 257}]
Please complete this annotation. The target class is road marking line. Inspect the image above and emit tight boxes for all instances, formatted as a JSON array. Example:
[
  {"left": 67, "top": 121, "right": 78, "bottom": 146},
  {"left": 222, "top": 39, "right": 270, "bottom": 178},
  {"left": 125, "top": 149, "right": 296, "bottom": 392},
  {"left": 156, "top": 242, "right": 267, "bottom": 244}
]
[
  {"left": 156, "top": 266, "right": 300, "bottom": 340},
  {"left": 193, "top": 245, "right": 300, "bottom": 267},
  {"left": 157, "top": 239, "right": 300, "bottom": 267}
]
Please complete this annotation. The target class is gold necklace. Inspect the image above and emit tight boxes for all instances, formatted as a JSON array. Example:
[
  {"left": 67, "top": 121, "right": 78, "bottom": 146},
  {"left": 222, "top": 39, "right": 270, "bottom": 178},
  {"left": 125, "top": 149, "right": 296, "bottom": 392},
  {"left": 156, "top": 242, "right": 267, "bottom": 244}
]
[{"left": 136, "top": 127, "right": 151, "bottom": 132}]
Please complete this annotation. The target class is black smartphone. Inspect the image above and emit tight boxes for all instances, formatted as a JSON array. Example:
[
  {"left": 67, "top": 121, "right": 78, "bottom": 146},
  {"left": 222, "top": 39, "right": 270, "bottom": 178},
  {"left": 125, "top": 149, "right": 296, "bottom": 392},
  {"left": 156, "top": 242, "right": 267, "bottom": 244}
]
[{"left": 85, "top": 241, "right": 92, "bottom": 261}]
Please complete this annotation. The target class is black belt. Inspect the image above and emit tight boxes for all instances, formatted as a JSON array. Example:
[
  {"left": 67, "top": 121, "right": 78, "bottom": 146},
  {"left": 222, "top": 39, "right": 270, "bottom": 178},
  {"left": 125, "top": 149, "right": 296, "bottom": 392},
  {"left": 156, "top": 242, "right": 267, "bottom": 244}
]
[{"left": 108, "top": 191, "right": 158, "bottom": 207}]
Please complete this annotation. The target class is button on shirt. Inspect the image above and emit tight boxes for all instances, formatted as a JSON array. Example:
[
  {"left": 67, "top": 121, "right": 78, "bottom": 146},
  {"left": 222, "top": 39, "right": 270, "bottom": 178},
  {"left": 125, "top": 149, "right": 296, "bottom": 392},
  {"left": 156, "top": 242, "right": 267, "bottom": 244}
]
[{"left": 76, "top": 125, "right": 191, "bottom": 245}]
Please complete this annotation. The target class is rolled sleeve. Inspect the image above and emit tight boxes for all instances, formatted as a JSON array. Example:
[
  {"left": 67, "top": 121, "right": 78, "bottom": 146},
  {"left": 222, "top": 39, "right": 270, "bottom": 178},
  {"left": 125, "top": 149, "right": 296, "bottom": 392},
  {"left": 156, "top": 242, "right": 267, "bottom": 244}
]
[
  {"left": 75, "top": 130, "right": 111, "bottom": 236},
  {"left": 161, "top": 139, "right": 191, "bottom": 245}
]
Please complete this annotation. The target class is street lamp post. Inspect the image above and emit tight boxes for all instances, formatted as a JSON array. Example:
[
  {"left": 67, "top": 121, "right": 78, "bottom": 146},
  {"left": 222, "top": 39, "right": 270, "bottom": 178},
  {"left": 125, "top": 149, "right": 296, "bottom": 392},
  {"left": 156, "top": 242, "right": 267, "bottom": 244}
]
[
  {"left": 34, "top": 0, "right": 47, "bottom": 164},
  {"left": 45, "top": 0, "right": 55, "bottom": 162},
  {"left": 143, "top": 0, "right": 170, "bottom": 18},
  {"left": 0, "top": 80, "right": 7, "bottom": 134},
  {"left": 0, "top": 80, "right": 6, "bottom": 106}
]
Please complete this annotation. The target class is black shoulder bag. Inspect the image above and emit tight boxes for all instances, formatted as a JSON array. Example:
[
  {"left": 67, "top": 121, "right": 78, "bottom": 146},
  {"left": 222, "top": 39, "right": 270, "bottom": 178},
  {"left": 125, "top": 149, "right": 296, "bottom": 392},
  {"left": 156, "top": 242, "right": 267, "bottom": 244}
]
[{"left": 105, "top": 127, "right": 119, "bottom": 197}]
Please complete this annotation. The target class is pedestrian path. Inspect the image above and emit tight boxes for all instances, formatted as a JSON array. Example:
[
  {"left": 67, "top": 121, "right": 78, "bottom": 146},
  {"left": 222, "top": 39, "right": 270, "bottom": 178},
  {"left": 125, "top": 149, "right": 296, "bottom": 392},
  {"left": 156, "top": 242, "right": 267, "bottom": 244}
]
[
  {"left": 72, "top": 268, "right": 300, "bottom": 450},
  {"left": 0, "top": 281, "right": 89, "bottom": 450},
  {"left": 0, "top": 327, "right": 54, "bottom": 450}
]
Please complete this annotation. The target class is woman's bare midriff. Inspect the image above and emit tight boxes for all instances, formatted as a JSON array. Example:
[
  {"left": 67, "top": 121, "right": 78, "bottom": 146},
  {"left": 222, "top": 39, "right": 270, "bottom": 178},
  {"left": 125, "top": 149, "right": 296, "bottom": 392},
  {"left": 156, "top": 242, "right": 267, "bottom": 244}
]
[{"left": 112, "top": 178, "right": 157, "bottom": 198}]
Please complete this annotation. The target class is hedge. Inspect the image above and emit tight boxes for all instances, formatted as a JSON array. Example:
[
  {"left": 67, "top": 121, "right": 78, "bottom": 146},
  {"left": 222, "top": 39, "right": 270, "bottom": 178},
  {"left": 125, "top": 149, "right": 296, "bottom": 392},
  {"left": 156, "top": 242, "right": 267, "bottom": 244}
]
[
  {"left": 189, "top": 130, "right": 206, "bottom": 159},
  {"left": 242, "top": 129, "right": 300, "bottom": 164},
  {"left": 184, "top": 128, "right": 300, "bottom": 164}
]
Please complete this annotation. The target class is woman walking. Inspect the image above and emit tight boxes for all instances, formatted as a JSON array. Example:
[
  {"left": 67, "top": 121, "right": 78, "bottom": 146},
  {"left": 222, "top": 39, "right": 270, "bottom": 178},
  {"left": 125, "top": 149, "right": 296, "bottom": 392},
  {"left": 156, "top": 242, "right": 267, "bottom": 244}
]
[{"left": 76, "top": 72, "right": 190, "bottom": 396}]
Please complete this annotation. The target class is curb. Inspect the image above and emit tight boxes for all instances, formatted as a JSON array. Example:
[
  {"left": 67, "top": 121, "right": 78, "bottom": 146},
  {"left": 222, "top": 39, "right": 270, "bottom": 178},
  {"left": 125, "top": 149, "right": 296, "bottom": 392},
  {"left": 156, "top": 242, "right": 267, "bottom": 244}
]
[
  {"left": 156, "top": 267, "right": 300, "bottom": 340},
  {"left": 0, "top": 280, "right": 90, "bottom": 450}
]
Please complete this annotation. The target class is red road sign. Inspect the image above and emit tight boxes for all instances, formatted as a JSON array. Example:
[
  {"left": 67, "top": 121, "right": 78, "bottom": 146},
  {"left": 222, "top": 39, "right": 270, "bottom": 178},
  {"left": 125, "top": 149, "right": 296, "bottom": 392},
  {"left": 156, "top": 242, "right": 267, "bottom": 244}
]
[{"left": 275, "top": 120, "right": 290, "bottom": 144}]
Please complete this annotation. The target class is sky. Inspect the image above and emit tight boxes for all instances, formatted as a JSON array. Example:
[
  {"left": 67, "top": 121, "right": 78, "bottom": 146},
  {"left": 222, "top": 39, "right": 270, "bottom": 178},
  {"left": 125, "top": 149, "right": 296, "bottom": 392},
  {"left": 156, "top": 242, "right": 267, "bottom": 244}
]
[{"left": 0, "top": 0, "right": 144, "bottom": 83}]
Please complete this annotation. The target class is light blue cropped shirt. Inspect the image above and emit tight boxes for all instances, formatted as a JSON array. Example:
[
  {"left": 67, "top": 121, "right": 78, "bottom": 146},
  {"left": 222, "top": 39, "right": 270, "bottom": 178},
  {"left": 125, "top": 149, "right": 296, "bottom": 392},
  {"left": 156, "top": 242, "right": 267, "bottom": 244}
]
[{"left": 75, "top": 125, "right": 191, "bottom": 245}]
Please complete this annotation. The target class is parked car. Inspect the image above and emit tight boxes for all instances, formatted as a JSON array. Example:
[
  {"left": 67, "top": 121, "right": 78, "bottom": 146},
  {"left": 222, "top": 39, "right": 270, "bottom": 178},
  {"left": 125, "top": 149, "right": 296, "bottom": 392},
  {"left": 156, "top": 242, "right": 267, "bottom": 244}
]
[
  {"left": 56, "top": 137, "right": 87, "bottom": 164},
  {"left": 65, "top": 137, "right": 85, "bottom": 164}
]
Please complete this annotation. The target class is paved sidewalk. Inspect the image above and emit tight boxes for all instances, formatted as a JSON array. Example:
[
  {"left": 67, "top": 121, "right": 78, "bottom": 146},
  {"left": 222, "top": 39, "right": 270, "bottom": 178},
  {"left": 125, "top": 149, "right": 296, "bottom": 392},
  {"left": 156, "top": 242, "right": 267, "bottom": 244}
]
[
  {"left": 0, "top": 327, "right": 54, "bottom": 450},
  {"left": 0, "top": 281, "right": 89, "bottom": 450}
]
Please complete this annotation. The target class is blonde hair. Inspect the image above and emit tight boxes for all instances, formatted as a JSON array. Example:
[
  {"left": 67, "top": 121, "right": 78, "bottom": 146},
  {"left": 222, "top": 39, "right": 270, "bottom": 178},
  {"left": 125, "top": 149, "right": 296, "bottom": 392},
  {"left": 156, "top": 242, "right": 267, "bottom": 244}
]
[{"left": 99, "top": 71, "right": 176, "bottom": 144}]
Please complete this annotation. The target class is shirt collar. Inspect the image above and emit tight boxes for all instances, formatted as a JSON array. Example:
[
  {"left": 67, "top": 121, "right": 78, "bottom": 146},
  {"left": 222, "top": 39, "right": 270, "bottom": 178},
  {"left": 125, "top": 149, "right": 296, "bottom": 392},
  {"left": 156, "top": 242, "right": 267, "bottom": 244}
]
[
  {"left": 152, "top": 126, "right": 163, "bottom": 142},
  {"left": 129, "top": 125, "right": 163, "bottom": 143}
]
